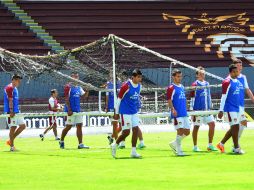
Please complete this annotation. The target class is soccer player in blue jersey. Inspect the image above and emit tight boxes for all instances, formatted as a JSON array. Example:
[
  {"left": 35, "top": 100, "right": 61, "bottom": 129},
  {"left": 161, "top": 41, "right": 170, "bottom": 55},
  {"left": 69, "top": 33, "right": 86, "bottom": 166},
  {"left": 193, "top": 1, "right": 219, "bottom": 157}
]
[
  {"left": 167, "top": 69, "right": 190, "bottom": 156},
  {"left": 110, "top": 69, "right": 143, "bottom": 158},
  {"left": 117, "top": 94, "right": 146, "bottom": 149},
  {"left": 59, "top": 72, "right": 89, "bottom": 149},
  {"left": 190, "top": 66, "right": 217, "bottom": 152},
  {"left": 106, "top": 76, "right": 146, "bottom": 149},
  {"left": 4, "top": 74, "right": 26, "bottom": 151},
  {"left": 105, "top": 78, "right": 122, "bottom": 144},
  {"left": 217, "top": 64, "right": 243, "bottom": 154},
  {"left": 232, "top": 59, "right": 254, "bottom": 150}
]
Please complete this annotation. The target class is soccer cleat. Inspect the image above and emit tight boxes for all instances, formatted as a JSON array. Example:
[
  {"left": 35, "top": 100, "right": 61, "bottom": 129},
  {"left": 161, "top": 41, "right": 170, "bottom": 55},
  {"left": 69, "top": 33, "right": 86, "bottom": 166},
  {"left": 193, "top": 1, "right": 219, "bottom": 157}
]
[
  {"left": 231, "top": 146, "right": 245, "bottom": 153},
  {"left": 111, "top": 144, "right": 117, "bottom": 158},
  {"left": 39, "top": 134, "right": 44, "bottom": 141},
  {"left": 137, "top": 143, "right": 146, "bottom": 149},
  {"left": 107, "top": 135, "right": 114, "bottom": 145},
  {"left": 78, "top": 144, "right": 90, "bottom": 149},
  {"left": 177, "top": 151, "right": 186, "bottom": 156},
  {"left": 131, "top": 152, "right": 142, "bottom": 158},
  {"left": 118, "top": 141, "right": 126, "bottom": 149},
  {"left": 233, "top": 148, "right": 245, "bottom": 155},
  {"left": 207, "top": 145, "right": 218, "bottom": 151},
  {"left": 10, "top": 146, "right": 16, "bottom": 152},
  {"left": 118, "top": 145, "right": 125, "bottom": 149},
  {"left": 55, "top": 137, "right": 60, "bottom": 141},
  {"left": 216, "top": 143, "right": 225, "bottom": 153},
  {"left": 59, "top": 141, "right": 65, "bottom": 149},
  {"left": 169, "top": 141, "right": 177, "bottom": 155},
  {"left": 6, "top": 140, "right": 11, "bottom": 146},
  {"left": 193, "top": 146, "right": 202, "bottom": 152}
]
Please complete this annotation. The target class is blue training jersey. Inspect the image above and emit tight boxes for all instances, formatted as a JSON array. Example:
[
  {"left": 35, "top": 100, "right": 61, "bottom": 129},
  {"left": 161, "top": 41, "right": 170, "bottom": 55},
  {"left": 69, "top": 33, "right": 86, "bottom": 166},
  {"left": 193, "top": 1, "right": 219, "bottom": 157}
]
[
  {"left": 119, "top": 80, "right": 141, "bottom": 115},
  {"left": 237, "top": 74, "right": 248, "bottom": 107},
  {"left": 4, "top": 83, "right": 20, "bottom": 113},
  {"left": 106, "top": 81, "right": 121, "bottom": 110},
  {"left": 191, "top": 80, "right": 212, "bottom": 111},
  {"left": 222, "top": 77, "right": 241, "bottom": 112},
  {"left": 167, "top": 83, "right": 187, "bottom": 118},
  {"left": 64, "top": 84, "right": 85, "bottom": 112}
]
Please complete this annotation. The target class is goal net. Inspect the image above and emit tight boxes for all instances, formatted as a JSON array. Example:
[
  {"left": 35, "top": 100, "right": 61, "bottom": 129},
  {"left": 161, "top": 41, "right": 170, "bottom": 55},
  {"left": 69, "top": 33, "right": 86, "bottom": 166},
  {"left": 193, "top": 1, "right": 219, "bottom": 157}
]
[{"left": 0, "top": 34, "right": 223, "bottom": 128}]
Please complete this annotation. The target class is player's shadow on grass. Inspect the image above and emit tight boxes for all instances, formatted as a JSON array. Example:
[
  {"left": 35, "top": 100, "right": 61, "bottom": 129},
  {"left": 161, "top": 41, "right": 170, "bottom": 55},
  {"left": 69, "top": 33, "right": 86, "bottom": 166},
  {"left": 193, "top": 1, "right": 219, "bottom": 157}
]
[
  {"left": 95, "top": 147, "right": 112, "bottom": 150},
  {"left": 2, "top": 150, "right": 21, "bottom": 153},
  {"left": 115, "top": 157, "right": 143, "bottom": 160},
  {"left": 4, "top": 151, "right": 88, "bottom": 158},
  {"left": 225, "top": 152, "right": 244, "bottom": 156},
  {"left": 186, "top": 151, "right": 213, "bottom": 154},
  {"left": 168, "top": 154, "right": 191, "bottom": 157}
]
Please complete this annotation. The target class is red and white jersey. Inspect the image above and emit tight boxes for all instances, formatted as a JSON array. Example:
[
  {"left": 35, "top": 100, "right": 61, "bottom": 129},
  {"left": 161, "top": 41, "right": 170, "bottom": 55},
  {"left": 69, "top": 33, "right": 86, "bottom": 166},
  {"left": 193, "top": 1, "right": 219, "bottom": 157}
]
[{"left": 48, "top": 97, "right": 58, "bottom": 113}]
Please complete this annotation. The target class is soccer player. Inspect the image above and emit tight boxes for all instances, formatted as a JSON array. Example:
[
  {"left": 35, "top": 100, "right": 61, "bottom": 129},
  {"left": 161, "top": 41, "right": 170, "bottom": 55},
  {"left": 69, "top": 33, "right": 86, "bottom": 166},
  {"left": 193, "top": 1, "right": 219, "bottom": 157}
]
[
  {"left": 106, "top": 77, "right": 146, "bottom": 149},
  {"left": 4, "top": 74, "right": 26, "bottom": 151},
  {"left": 59, "top": 72, "right": 89, "bottom": 149},
  {"left": 39, "top": 89, "right": 63, "bottom": 141},
  {"left": 217, "top": 64, "right": 243, "bottom": 154},
  {"left": 233, "top": 59, "right": 254, "bottom": 149},
  {"left": 116, "top": 93, "right": 146, "bottom": 149},
  {"left": 105, "top": 78, "right": 122, "bottom": 145},
  {"left": 190, "top": 66, "right": 217, "bottom": 152},
  {"left": 110, "top": 69, "right": 143, "bottom": 158},
  {"left": 167, "top": 69, "right": 190, "bottom": 156}
]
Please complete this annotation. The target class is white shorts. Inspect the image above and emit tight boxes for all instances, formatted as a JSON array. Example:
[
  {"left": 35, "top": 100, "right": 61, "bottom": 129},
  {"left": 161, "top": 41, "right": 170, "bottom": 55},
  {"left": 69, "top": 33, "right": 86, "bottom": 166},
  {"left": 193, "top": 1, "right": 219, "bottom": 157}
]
[
  {"left": 239, "top": 106, "right": 246, "bottom": 122},
  {"left": 173, "top": 117, "right": 190, "bottom": 130},
  {"left": 192, "top": 115, "right": 215, "bottom": 126},
  {"left": 65, "top": 114, "right": 83, "bottom": 126},
  {"left": 120, "top": 114, "right": 140, "bottom": 130},
  {"left": 224, "top": 112, "right": 240, "bottom": 126},
  {"left": 6, "top": 116, "right": 25, "bottom": 128}
]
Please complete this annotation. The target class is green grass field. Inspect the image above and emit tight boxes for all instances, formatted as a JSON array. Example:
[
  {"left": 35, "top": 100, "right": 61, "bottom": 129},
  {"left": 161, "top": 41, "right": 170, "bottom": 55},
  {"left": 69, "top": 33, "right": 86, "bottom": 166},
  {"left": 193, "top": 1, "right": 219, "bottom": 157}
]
[{"left": 0, "top": 130, "right": 254, "bottom": 190}]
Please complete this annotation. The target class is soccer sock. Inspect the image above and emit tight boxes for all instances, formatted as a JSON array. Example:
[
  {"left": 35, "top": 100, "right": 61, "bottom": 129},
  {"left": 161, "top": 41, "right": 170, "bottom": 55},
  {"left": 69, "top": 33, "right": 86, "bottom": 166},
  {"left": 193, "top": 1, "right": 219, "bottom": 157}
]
[
  {"left": 238, "top": 125, "right": 245, "bottom": 140},
  {"left": 194, "top": 145, "right": 198, "bottom": 149},
  {"left": 176, "top": 135, "right": 182, "bottom": 152},
  {"left": 220, "top": 142, "right": 224, "bottom": 146},
  {"left": 208, "top": 143, "right": 213, "bottom": 147},
  {"left": 131, "top": 147, "right": 136, "bottom": 153},
  {"left": 140, "top": 140, "right": 144, "bottom": 145},
  {"left": 176, "top": 135, "right": 181, "bottom": 144}
]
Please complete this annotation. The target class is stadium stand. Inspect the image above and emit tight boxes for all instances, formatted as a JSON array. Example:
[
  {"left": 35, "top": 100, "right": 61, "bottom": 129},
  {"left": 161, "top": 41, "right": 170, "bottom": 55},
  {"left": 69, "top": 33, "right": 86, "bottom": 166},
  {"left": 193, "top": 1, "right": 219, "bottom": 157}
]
[
  {"left": 0, "top": 3, "right": 51, "bottom": 55},
  {"left": 14, "top": 0, "right": 254, "bottom": 67}
]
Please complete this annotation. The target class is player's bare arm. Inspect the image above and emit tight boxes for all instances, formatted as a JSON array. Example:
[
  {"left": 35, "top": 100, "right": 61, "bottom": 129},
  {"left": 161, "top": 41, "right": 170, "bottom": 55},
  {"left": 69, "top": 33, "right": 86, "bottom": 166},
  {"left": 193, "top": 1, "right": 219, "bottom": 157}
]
[
  {"left": 8, "top": 97, "right": 14, "bottom": 118},
  {"left": 168, "top": 99, "right": 177, "bottom": 117}
]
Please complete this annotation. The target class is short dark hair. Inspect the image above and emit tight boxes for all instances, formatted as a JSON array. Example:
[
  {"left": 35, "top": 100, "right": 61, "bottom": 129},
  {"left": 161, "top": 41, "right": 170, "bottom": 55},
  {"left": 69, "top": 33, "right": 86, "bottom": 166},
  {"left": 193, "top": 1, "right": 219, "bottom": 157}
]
[
  {"left": 51, "top": 89, "right": 57, "bottom": 95},
  {"left": 196, "top": 66, "right": 205, "bottom": 75},
  {"left": 229, "top": 64, "right": 238, "bottom": 72},
  {"left": 71, "top": 72, "right": 78, "bottom": 76},
  {"left": 172, "top": 69, "right": 182, "bottom": 76},
  {"left": 132, "top": 69, "right": 142, "bottom": 77},
  {"left": 12, "top": 74, "right": 23, "bottom": 80},
  {"left": 233, "top": 59, "right": 242, "bottom": 65}
]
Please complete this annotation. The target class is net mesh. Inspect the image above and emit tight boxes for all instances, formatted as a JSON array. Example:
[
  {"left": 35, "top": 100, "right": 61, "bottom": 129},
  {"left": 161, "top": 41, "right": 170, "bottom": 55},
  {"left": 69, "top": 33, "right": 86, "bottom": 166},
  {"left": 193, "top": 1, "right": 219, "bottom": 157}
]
[{"left": 0, "top": 34, "right": 223, "bottom": 119}]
